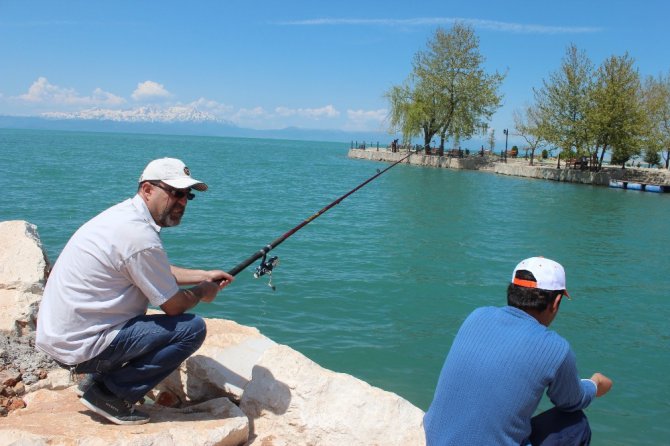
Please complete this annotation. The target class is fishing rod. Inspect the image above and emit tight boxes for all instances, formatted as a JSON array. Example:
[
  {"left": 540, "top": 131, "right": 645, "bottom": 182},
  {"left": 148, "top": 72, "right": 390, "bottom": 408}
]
[{"left": 226, "top": 148, "right": 417, "bottom": 289}]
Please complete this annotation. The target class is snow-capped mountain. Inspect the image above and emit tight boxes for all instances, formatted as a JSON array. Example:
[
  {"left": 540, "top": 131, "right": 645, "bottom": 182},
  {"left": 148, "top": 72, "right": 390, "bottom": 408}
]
[
  {"left": 42, "top": 106, "right": 221, "bottom": 123},
  {"left": 1, "top": 112, "right": 394, "bottom": 143}
]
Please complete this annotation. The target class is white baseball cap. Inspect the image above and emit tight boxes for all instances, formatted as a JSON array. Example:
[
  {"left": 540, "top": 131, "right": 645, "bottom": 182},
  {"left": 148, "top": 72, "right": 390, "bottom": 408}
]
[
  {"left": 139, "top": 158, "right": 208, "bottom": 191},
  {"left": 512, "top": 257, "right": 570, "bottom": 297}
]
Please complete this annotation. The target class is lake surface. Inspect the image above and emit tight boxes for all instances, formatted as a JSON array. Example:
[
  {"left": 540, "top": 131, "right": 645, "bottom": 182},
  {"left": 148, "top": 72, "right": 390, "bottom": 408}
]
[{"left": 1, "top": 128, "right": 669, "bottom": 445}]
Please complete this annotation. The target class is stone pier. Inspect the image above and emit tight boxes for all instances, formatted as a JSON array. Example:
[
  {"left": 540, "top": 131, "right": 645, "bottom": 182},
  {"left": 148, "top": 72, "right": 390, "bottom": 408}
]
[{"left": 348, "top": 148, "right": 670, "bottom": 188}]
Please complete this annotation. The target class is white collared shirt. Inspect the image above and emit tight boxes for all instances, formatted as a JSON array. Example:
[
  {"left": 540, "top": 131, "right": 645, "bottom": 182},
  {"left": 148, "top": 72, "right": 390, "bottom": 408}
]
[{"left": 36, "top": 194, "right": 180, "bottom": 364}]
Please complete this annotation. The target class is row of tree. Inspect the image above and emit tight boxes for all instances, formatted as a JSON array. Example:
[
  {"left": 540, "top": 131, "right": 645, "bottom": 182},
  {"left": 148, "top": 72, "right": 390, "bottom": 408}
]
[
  {"left": 517, "top": 45, "right": 670, "bottom": 169},
  {"left": 386, "top": 23, "right": 670, "bottom": 170}
]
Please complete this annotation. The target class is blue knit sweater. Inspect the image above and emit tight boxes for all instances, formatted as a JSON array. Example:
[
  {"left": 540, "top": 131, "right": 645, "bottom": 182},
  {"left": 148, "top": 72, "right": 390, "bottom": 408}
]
[{"left": 424, "top": 306, "right": 597, "bottom": 445}]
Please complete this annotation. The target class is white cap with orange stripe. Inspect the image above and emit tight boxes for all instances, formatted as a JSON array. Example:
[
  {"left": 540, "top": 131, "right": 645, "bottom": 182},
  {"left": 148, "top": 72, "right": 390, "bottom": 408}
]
[{"left": 511, "top": 257, "right": 570, "bottom": 297}]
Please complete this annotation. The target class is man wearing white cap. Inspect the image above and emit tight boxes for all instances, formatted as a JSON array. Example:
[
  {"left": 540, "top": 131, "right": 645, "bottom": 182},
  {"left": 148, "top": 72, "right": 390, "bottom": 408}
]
[
  {"left": 37, "top": 158, "right": 234, "bottom": 425},
  {"left": 424, "top": 257, "right": 612, "bottom": 445}
]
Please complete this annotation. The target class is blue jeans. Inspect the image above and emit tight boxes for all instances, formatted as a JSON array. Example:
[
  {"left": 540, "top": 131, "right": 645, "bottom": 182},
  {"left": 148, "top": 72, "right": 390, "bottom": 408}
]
[
  {"left": 74, "top": 313, "right": 207, "bottom": 404},
  {"left": 529, "top": 407, "right": 592, "bottom": 446}
]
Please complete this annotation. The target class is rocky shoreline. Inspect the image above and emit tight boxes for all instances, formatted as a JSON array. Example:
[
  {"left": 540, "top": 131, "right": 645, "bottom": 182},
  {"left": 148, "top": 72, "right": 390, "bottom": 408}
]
[
  {"left": 0, "top": 220, "right": 425, "bottom": 445},
  {"left": 0, "top": 331, "right": 57, "bottom": 416},
  {"left": 348, "top": 148, "right": 670, "bottom": 188}
]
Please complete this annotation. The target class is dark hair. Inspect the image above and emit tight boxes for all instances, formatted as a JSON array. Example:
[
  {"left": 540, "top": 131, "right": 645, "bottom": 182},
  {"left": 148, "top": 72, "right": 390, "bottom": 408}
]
[{"left": 507, "top": 270, "right": 563, "bottom": 312}]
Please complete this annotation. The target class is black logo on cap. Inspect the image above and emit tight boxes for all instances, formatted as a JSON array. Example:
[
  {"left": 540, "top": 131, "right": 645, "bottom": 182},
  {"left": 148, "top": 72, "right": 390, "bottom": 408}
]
[{"left": 184, "top": 167, "right": 191, "bottom": 176}]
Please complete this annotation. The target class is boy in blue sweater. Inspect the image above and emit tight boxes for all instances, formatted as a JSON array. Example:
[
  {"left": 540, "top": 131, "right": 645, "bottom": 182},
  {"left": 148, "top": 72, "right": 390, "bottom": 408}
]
[{"left": 424, "top": 257, "right": 612, "bottom": 445}]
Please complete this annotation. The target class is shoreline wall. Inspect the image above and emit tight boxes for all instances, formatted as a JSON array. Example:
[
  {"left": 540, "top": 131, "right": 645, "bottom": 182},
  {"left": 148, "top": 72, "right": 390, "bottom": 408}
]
[{"left": 348, "top": 148, "right": 670, "bottom": 187}]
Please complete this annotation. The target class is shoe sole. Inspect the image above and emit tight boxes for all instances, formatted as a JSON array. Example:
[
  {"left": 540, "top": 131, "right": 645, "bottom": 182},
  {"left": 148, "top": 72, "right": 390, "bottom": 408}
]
[{"left": 80, "top": 397, "right": 150, "bottom": 426}]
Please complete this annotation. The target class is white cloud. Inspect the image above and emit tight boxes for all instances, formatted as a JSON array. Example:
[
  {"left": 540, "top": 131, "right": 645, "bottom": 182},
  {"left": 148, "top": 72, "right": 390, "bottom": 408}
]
[
  {"left": 300, "top": 104, "right": 339, "bottom": 119},
  {"left": 7, "top": 78, "right": 384, "bottom": 131},
  {"left": 17, "top": 77, "right": 125, "bottom": 106},
  {"left": 347, "top": 108, "right": 387, "bottom": 121},
  {"left": 234, "top": 106, "right": 269, "bottom": 120},
  {"left": 274, "top": 106, "right": 296, "bottom": 117},
  {"left": 276, "top": 17, "right": 602, "bottom": 34},
  {"left": 345, "top": 108, "right": 388, "bottom": 131},
  {"left": 131, "top": 80, "right": 171, "bottom": 101},
  {"left": 188, "top": 97, "right": 234, "bottom": 116},
  {"left": 274, "top": 104, "right": 340, "bottom": 119},
  {"left": 90, "top": 87, "right": 125, "bottom": 106}
]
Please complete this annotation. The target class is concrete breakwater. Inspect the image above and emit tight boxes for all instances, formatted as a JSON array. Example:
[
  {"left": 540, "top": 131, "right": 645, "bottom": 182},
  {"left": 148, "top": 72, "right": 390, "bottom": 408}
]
[{"left": 348, "top": 148, "right": 670, "bottom": 188}]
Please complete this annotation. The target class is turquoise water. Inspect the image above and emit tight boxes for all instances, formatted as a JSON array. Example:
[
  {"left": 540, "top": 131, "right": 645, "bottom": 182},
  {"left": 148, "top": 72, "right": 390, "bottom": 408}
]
[{"left": 1, "top": 128, "right": 669, "bottom": 444}]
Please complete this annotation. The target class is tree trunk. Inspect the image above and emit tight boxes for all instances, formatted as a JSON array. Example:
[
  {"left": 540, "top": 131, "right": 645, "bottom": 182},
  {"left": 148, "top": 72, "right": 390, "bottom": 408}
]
[
  {"left": 423, "top": 128, "right": 438, "bottom": 155},
  {"left": 598, "top": 144, "right": 608, "bottom": 170},
  {"left": 590, "top": 147, "right": 599, "bottom": 171}
]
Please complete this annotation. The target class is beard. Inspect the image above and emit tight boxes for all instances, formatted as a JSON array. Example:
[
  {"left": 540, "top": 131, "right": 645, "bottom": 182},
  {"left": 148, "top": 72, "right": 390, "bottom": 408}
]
[{"left": 157, "top": 201, "right": 185, "bottom": 227}]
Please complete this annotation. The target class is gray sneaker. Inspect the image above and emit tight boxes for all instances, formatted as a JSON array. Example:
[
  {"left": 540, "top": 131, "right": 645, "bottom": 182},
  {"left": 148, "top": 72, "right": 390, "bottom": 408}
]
[
  {"left": 75, "top": 374, "right": 96, "bottom": 397},
  {"left": 80, "top": 383, "right": 150, "bottom": 425}
]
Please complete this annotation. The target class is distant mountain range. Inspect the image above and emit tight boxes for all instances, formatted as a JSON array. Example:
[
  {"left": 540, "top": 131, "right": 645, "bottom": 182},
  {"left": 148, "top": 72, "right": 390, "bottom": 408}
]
[
  {"left": 0, "top": 112, "right": 395, "bottom": 144},
  {"left": 41, "top": 106, "right": 225, "bottom": 124}
]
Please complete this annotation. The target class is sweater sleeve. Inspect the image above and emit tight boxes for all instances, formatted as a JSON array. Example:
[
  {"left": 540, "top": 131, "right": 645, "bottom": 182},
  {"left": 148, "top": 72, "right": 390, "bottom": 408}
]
[{"left": 546, "top": 348, "right": 597, "bottom": 412}]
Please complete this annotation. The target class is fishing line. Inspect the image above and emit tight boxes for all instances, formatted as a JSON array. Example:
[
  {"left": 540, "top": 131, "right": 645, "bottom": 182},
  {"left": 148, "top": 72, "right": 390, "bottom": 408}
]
[{"left": 226, "top": 149, "right": 416, "bottom": 289}]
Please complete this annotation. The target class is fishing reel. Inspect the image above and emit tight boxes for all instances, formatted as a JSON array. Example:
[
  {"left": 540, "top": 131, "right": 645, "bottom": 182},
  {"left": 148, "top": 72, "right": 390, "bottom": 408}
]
[
  {"left": 231, "top": 149, "right": 411, "bottom": 291},
  {"left": 254, "top": 254, "right": 280, "bottom": 290}
]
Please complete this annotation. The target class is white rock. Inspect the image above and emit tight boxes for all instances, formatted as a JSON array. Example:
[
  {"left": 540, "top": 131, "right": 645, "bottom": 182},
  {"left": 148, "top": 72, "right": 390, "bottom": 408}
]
[
  {"left": 0, "top": 221, "right": 49, "bottom": 335},
  {"left": 163, "top": 319, "right": 426, "bottom": 446},
  {"left": 0, "top": 288, "right": 42, "bottom": 335},
  {"left": 240, "top": 345, "right": 426, "bottom": 446},
  {"left": 0, "top": 220, "right": 49, "bottom": 289},
  {"left": 157, "top": 318, "right": 277, "bottom": 402},
  {"left": 25, "top": 368, "right": 71, "bottom": 394}
]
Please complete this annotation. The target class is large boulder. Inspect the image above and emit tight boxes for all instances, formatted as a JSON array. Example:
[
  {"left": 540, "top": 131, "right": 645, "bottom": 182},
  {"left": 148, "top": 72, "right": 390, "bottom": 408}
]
[
  {"left": 155, "top": 318, "right": 277, "bottom": 404},
  {"left": 0, "top": 220, "right": 50, "bottom": 335},
  {"left": 241, "top": 345, "right": 426, "bottom": 446},
  {"left": 162, "top": 320, "right": 426, "bottom": 446}
]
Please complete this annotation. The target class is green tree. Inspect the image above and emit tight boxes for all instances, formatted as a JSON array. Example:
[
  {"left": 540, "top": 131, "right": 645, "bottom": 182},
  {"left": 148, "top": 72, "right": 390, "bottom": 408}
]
[
  {"left": 488, "top": 128, "right": 495, "bottom": 151},
  {"left": 386, "top": 83, "right": 424, "bottom": 144},
  {"left": 588, "top": 53, "right": 647, "bottom": 169},
  {"left": 611, "top": 150, "right": 633, "bottom": 168},
  {"left": 644, "top": 148, "right": 661, "bottom": 167},
  {"left": 513, "top": 104, "right": 550, "bottom": 165},
  {"left": 533, "top": 44, "right": 594, "bottom": 161},
  {"left": 643, "top": 72, "right": 670, "bottom": 169},
  {"left": 385, "top": 23, "right": 504, "bottom": 155}
]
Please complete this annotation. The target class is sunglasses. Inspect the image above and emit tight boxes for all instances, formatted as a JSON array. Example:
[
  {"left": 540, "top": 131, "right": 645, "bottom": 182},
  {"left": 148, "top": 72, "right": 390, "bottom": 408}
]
[{"left": 149, "top": 182, "right": 195, "bottom": 201}]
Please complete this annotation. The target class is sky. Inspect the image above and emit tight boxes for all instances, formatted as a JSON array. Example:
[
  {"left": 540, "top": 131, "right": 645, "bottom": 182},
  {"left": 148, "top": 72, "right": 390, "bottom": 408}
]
[{"left": 1, "top": 0, "right": 669, "bottom": 140}]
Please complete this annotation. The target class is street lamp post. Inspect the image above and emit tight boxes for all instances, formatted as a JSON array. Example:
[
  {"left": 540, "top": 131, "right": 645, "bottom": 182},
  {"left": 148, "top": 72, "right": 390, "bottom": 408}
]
[{"left": 503, "top": 129, "right": 509, "bottom": 163}]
